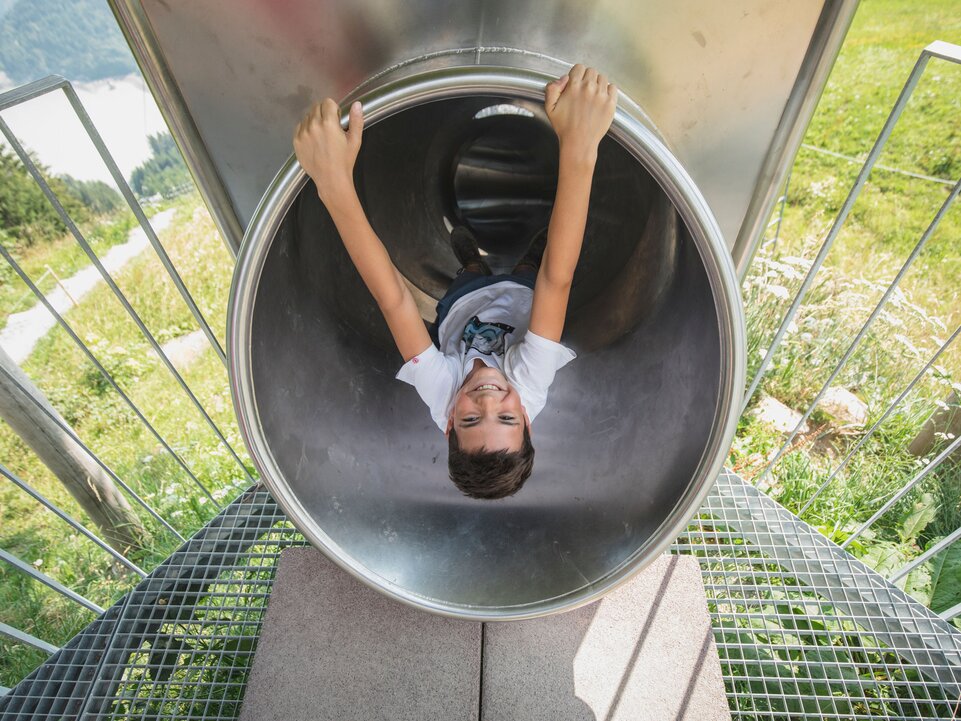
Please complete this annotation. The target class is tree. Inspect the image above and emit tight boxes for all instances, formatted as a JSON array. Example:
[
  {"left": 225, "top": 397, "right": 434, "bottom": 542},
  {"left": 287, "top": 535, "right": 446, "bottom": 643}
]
[
  {"left": 0, "top": 0, "right": 136, "bottom": 84},
  {"left": 129, "top": 134, "right": 191, "bottom": 200},
  {"left": 0, "top": 146, "right": 88, "bottom": 247},
  {"left": 59, "top": 176, "right": 124, "bottom": 215}
]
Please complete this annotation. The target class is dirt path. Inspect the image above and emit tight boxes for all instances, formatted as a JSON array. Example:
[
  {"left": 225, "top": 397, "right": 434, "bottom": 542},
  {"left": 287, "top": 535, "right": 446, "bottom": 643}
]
[
  {"left": 0, "top": 209, "right": 176, "bottom": 363},
  {"left": 157, "top": 328, "right": 209, "bottom": 370}
]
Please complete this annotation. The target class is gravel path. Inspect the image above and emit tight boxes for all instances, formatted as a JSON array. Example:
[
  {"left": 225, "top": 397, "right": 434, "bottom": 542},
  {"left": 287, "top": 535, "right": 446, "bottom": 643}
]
[
  {"left": 155, "top": 328, "right": 209, "bottom": 370},
  {"left": 0, "top": 209, "right": 176, "bottom": 363}
]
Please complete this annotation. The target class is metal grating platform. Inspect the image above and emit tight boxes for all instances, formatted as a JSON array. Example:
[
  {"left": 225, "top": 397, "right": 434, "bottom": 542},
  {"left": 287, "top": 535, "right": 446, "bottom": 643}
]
[{"left": 1, "top": 470, "right": 959, "bottom": 720}]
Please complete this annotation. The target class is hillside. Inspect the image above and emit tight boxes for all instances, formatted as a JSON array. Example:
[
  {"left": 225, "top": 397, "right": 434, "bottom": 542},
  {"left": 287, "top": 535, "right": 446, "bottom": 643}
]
[{"left": 0, "top": 0, "right": 136, "bottom": 84}]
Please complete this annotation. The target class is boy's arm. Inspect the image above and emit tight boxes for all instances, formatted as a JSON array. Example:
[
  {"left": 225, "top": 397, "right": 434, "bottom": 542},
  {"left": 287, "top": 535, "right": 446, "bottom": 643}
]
[
  {"left": 294, "top": 99, "right": 431, "bottom": 362},
  {"left": 529, "top": 65, "right": 617, "bottom": 342},
  {"left": 325, "top": 192, "right": 432, "bottom": 361}
]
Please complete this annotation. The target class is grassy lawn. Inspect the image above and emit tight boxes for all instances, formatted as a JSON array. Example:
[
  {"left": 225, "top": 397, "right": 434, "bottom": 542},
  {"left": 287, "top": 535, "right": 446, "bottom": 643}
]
[
  {"left": 1, "top": 0, "right": 960, "bottom": 695},
  {"left": 0, "top": 209, "right": 139, "bottom": 328},
  {"left": 769, "top": 0, "right": 961, "bottom": 325},
  {"left": 735, "top": 0, "right": 961, "bottom": 626},
  {"left": 0, "top": 192, "right": 248, "bottom": 685}
]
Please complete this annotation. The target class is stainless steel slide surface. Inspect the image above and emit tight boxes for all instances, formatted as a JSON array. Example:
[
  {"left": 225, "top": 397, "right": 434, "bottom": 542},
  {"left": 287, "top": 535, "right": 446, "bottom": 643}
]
[
  {"left": 106, "top": 0, "right": 858, "bottom": 618},
  {"left": 110, "top": 0, "right": 856, "bottom": 265},
  {"left": 227, "top": 69, "right": 744, "bottom": 618}
]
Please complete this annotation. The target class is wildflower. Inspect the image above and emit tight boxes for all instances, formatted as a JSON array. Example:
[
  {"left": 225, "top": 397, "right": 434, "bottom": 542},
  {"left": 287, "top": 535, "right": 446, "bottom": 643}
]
[
  {"left": 763, "top": 284, "right": 790, "bottom": 300},
  {"left": 782, "top": 255, "right": 809, "bottom": 268},
  {"left": 894, "top": 334, "right": 920, "bottom": 356}
]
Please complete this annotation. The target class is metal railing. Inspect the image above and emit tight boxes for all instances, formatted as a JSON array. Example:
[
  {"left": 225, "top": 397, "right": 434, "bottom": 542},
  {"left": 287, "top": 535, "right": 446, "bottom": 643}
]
[
  {"left": 0, "top": 76, "right": 256, "bottom": 665},
  {"left": 1, "top": 40, "right": 960, "bottom": 701},
  {"left": 742, "top": 40, "right": 961, "bottom": 622}
]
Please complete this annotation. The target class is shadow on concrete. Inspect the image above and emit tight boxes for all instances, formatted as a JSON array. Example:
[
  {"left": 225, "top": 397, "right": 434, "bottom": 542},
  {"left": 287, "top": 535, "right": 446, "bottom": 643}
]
[
  {"left": 595, "top": 556, "right": 679, "bottom": 721},
  {"left": 483, "top": 555, "right": 730, "bottom": 720},
  {"left": 481, "top": 601, "right": 599, "bottom": 721},
  {"left": 672, "top": 626, "right": 719, "bottom": 721},
  {"left": 237, "top": 548, "right": 728, "bottom": 720}
]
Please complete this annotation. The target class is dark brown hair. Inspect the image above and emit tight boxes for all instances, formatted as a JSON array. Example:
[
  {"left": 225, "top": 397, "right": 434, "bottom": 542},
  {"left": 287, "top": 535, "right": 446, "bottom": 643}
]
[{"left": 447, "top": 425, "right": 534, "bottom": 499}]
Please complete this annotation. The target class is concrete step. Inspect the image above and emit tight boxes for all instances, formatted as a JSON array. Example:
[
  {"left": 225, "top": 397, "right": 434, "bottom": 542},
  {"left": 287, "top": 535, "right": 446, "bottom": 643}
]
[
  {"left": 239, "top": 548, "right": 729, "bottom": 721},
  {"left": 482, "top": 555, "right": 730, "bottom": 720},
  {"left": 238, "top": 547, "right": 481, "bottom": 721}
]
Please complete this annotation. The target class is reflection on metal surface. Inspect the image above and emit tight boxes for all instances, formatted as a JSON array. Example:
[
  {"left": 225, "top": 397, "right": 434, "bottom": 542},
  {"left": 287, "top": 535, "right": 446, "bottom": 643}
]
[
  {"left": 449, "top": 102, "right": 557, "bottom": 256},
  {"left": 112, "top": 0, "right": 857, "bottom": 264},
  {"left": 732, "top": 1, "right": 858, "bottom": 277},
  {"left": 228, "top": 68, "right": 745, "bottom": 619}
]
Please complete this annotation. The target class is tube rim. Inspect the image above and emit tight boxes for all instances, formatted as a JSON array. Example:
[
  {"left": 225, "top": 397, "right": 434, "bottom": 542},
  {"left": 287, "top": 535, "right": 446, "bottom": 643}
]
[{"left": 227, "top": 64, "right": 746, "bottom": 620}]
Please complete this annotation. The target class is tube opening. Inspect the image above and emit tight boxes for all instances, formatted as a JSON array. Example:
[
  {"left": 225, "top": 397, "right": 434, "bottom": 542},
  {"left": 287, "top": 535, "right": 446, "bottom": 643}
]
[{"left": 230, "top": 70, "right": 744, "bottom": 618}]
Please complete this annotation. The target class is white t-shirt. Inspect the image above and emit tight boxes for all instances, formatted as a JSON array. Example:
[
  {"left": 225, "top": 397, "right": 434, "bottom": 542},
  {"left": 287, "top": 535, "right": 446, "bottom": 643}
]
[{"left": 395, "top": 281, "right": 577, "bottom": 432}]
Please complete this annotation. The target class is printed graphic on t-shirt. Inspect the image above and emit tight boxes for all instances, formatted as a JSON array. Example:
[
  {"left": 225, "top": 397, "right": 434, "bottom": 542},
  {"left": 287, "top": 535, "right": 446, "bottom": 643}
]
[{"left": 462, "top": 315, "right": 515, "bottom": 355}]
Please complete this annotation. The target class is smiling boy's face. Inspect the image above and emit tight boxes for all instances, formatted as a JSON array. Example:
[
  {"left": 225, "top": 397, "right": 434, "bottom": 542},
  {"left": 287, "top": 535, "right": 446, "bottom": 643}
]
[{"left": 446, "top": 365, "right": 530, "bottom": 452}]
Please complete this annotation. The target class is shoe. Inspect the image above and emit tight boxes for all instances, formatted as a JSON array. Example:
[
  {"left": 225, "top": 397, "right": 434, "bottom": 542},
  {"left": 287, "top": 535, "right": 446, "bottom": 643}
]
[
  {"left": 512, "top": 226, "right": 548, "bottom": 274},
  {"left": 450, "top": 226, "right": 492, "bottom": 275}
]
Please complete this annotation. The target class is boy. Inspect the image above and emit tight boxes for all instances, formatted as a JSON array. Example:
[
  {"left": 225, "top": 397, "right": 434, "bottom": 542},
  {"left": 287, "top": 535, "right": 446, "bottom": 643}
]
[{"left": 293, "top": 64, "right": 616, "bottom": 499}]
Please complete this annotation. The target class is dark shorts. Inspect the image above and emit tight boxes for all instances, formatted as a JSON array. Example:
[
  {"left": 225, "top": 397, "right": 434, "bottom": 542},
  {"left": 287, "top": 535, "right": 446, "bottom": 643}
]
[{"left": 428, "top": 269, "right": 537, "bottom": 346}]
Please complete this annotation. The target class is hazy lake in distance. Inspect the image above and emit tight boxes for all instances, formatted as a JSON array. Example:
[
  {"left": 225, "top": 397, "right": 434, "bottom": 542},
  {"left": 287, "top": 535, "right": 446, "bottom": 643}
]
[{"left": 0, "top": 72, "right": 167, "bottom": 188}]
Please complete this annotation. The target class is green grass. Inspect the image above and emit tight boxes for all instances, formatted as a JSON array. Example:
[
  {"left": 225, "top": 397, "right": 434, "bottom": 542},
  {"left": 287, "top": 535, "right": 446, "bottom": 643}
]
[
  {"left": 0, "top": 191, "right": 248, "bottom": 685},
  {"left": 0, "top": 209, "right": 139, "bottom": 328},
  {"left": 737, "top": 0, "right": 961, "bottom": 628},
  {"left": 769, "top": 0, "right": 961, "bottom": 328}
]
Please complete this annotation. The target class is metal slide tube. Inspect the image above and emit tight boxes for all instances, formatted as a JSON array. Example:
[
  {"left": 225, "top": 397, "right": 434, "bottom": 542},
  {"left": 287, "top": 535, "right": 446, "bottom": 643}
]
[
  {"left": 0, "top": 117, "right": 252, "bottom": 488},
  {"left": 229, "top": 65, "right": 745, "bottom": 619},
  {"left": 732, "top": 0, "right": 858, "bottom": 278},
  {"left": 109, "top": 0, "right": 856, "bottom": 265}
]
